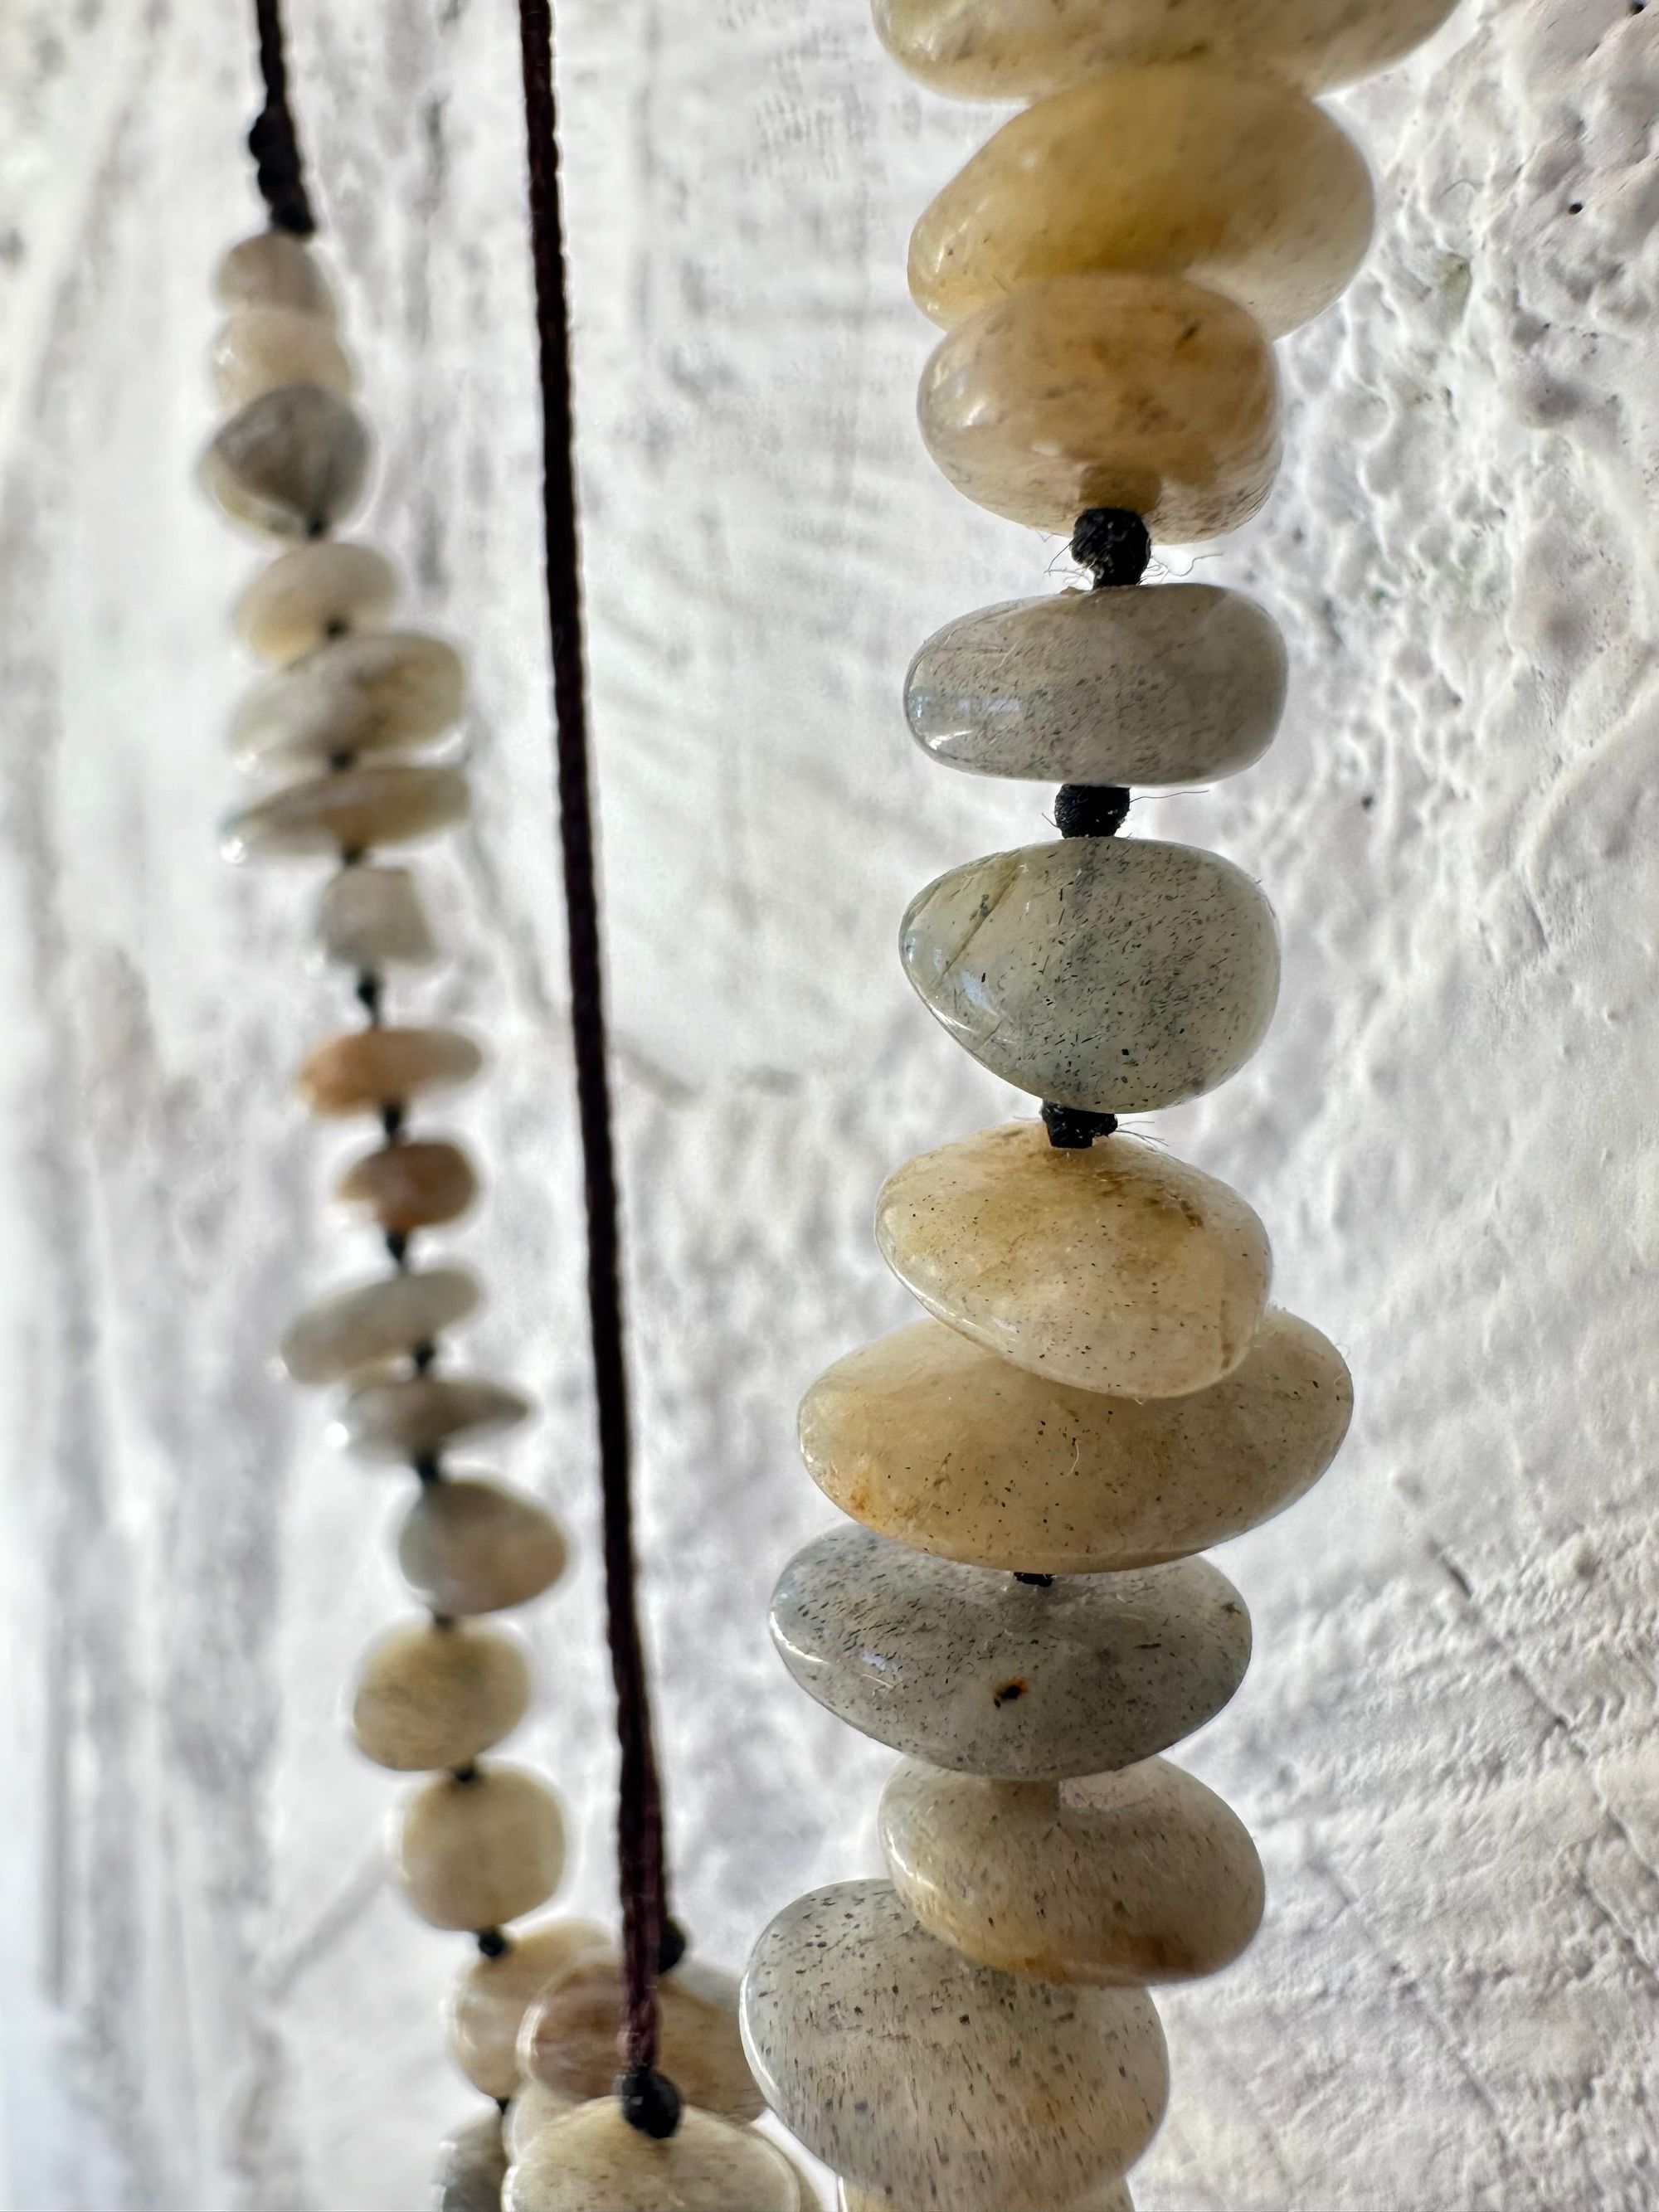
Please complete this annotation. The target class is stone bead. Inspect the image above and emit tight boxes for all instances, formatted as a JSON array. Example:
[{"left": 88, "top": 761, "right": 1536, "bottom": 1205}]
[
  {"left": 917, "top": 273, "right": 1279, "bottom": 542},
  {"left": 770, "top": 1524, "right": 1249, "bottom": 1779},
  {"left": 901, "top": 838, "right": 1279, "bottom": 1114},
  {"left": 875, "top": 1121, "right": 1270, "bottom": 1397},
  {"left": 842, "top": 2180, "right": 1131, "bottom": 2212},
  {"left": 521, "top": 1955, "right": 764, "bottom": 2125},
  {"left": 904, "top": 583, "right": 1286, "bottom": 787},
  {"left": 337, "top": 1138, "right": 478, "bottom": 1232},
  {"left": 350, "top": 1618, "right": 531, "bottom": 1772},
  {"left": 799, "top": 1310, "right": 1352, "bottom": 1573},
  {"left": 311, "top": 864, "right": 440, "bottom": 972},
  {"left": 297, "top": 1025, "right": 484, "bottom": 1116},
  {"left": 212, "top": 307, "right": 356, "bottom": 408},
  {"left": 873, "top": 0, "right": 1460, "bottom": 100},
  {"left": 396, "top": 1765, "right": 566, "bottom": 1932},
  {"left": 278, "top": 1265, "right": 481, "bottom": 1385},
  {"left": 503, "top": 2100, "right": 801, "bottom": 2212},
  {"left": 505, "top": 2079, "right": 569, "bottom": 2160},
  {"left": 231, "top": 631, "right": 468, "bottom": 770},
  {"left": 909, "top": 68, "right": 1372, "bottom": 342},
  {"left": 880, "top": 1756, "right": 1264, "bottom": 1985},
  {"left": 220, "top": 763, "right": 469, "bottom": 863},
  {"left": 435, "top": 2111, "right": 509, "bottom": 2212},
  {"left": 449, "top": 1918, "right": 611, "bottom": 2098},
  {"left": 236, "top": 542, "right": 401, "bottom": 664},
  {"left": 201, "top": 384, "right": 371, "bottom": 541},
  {"left": 399, "top": 1478, "right": 569, "bottom": 1615},
  {"left": 333, "top": 1378, "right": 535, "bottom": 1464},
  {"left": 741, "top": 1881, "right": 1166, "bottom": 2210},
  {"left": 215, "top": 231, "right": 338, "bottom": 321}
]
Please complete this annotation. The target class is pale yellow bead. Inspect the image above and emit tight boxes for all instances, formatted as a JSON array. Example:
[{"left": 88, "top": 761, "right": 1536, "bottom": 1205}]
[
  {"left": 449, "top": 1918, "right": 611, "bottom": 2098},
  {"left": 212, "top": 307, "right": 356, "bottom": 406},
  {"left": 236, "top": 542, "right": 401, "bottom": 664},
  {"left": 215, "top": 231, "right": 338, "bottom": 322},
  {"left": 841, "top": 2179, "right": 1131, "bottom": 2212},
  {"left": 506, "top": 2078, "right": 572, "bottom": 2160},
  {"left": 396, "top": 1766, "right": 566, "bottom": 1932},
  {"left": 398, "top": 1479, "right": 570, "bottom": 1616},
  {"left": 503, "top": 2100, "right": 801, "bottom": 2212},
  {"left": 519, "top": 1955, "right": 764, "bottom": 2124},
  {"left": 219, "top": 763, "right": 469, "bottom": 863},
  {"left": 917, "top": 273, "right": 1279, "bottom": 541},
  {"left": 350, "top": 1618, "right": 531, "bottom": 1772}
]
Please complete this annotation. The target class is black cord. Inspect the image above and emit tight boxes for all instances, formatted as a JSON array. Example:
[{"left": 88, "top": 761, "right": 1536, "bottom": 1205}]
[{"left": 249, "top": 0, "right": 316, "bottom": 236}]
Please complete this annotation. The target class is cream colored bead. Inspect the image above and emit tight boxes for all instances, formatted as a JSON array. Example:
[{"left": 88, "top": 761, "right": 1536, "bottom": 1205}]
[
  {"left": 917, "top": 272, "right": 1279, "bottom": 541},
  {"left": 337, "top": 1139, "right": 478, "bottom": 1232},
  {"left": 278, "top": 1265, "right": 480, "bottom": 1385},
  {"left": 351, "top": 1618, "right": 531, "bottom": 1772},
  {"left": 333, "top": 1377, "right": 534, "bottom": 1464},
  {"left": 201, "top": 384, "right": 371, "bottom": 541},
  {"left": 503, "top": 2101, "right": 801, "bottom": 2212},
  {"left": 506, "top": 2078, "right": 572, "bottom": 2160},
  {"left": 297, "top": 1025, "right": 484, "bottom": 1116},
  {"left": 841, "top": 2180, "right": 1131, "bottom": 2212},
  {"left": 520, "top": 1955, "right": 763, "bottom": 2124},
  {"left": 449, "top": 1918, "right": 611, "bottom": 2098},
  {"left": 220, "top": 763, "right": 469, "bottom": 862},
  {"left": 215, "top": 231, "right": 338, "bottom": 321},
  {"left": 399, "top": 1478, "right": 569, "bottom": 1615},
  {"left": 236, "top": 542, "right": 401, "bottom": 664},
  {"left": 212, "top": 306, "right": 356, "bottom": 407},
  {"left": 435, "top": 2110, "right": 509, "bottom": 2212},
  {"left": 311, "top": 865, "right": 440, "bottom": 971},
  {"left": 396, "top": 1765, "right": 566, "bottom": 1932},
  {"left": 231, "top": 631, "right": 467, "bottom": 770}
]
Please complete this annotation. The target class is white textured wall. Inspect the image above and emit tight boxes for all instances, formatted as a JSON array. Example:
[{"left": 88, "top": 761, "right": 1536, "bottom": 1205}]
[{"left": 2, "top": 0, "right": 1657, "bottom": 2205}]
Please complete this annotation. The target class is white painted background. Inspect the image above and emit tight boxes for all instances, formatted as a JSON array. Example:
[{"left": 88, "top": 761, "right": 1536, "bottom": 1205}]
[{"left": 2, "top": 0, "right": 1656, "bottom": 2205}]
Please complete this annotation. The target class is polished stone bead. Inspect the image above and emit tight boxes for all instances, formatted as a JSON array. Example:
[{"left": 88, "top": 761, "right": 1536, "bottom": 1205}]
[
  {"left": 841, "top": 2180, "right": 1131, "bottom": 2212},
  {"left": 873, "top": 0, "right": 1460, "bottom": 99},
  {"left": 350, "top": 1617, "right": 531, "bottom": 1772},
  {"left": 880, "top": 1756, "right": 1264, "bottom": 1984},
  {"left": 278, "top": 1265, "right": 480, "bottom": 1385},
  {"left": 333, "top": 1377, "right": 534, "bottom": 1464},
  {"left": 231, "top": 631, "right": 467, "bottom": 769},
  {"left": 397, "top": 1766, "right": 566, "bottom": 1932},
  {"left": 799, "top": 1310, "right": 1352, "bottom": 1573},
  {"left": 909, "top": 68, "right": 1372, "bottom": 341},
  {"left": 201, "top": 384, "right": 371, "bottom": 540},
  {"left": 221, "top": 763, "right": 469, "bottom": 862},
  {"left": 399, "top": 1478, "right": 569, "bottom": 1615},
  {"left": 505, "top": 2078, "right": 571, "bottom": 2161},
  {"left": 901, "top": 839, "right": 1279, "bottom": 1113},
  {"left": 917, "top": 273, "right": 1279, "bottom": 541},
  {"left": 337, "top": 1138, "right": 477, "bottom": 1232},
  {"left": 215, "top": 231, "right": 338, "bottom": 321},
  {"left": 904, "top": 583, "right": 1286, "bottom": 786},
  {"left": 770, "top": 1525, "right": 1249, "bottom": 1779},
  {"left": 435, "top": 2111, "right": 509, "bottom": 2212},
  {"left": 235, "top": 541, "right": 401, "bottom": 664},
  {"left": 450, "top": 1918, "right": 611, "bottom": 2098},
  {"left": 311, "top": 864, "right": 439, "bottom": 972},
  {"left": 297, "top": 1025, "right": 484, "bottom": 1116},
  {"left": 504, "top": 2100, "right": 801, "bottom": 2212},
  {"left": 741, "top": 1880, "right": 1166, "bottom": 2210},
  {"left": 212, "top": 306, "right": 356, "bottom": 407},
  {"left": 521, "top": 1955, "right": 764, "bottom": 2125}
]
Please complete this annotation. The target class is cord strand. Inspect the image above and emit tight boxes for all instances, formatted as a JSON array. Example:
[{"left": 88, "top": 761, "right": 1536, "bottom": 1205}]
[{"left": 249, "top": 0, "right": 316, "bottom": 236}]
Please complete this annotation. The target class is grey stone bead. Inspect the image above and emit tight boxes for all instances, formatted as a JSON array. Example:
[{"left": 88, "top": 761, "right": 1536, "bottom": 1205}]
[
  {"left": 200, "top": 383, "right": 371, "bottom": 540},
  {"left": 331, "top": 1376, "right": 534, "bottom": 1463},
  {"left": 434, "top": 2110, "right": 508, "bottom": 2212},
  {"left": 312, "top": 864, "right": 440, "bottom": 970},
  {"left": 278, "top": 1265, "right": 480, "bottom": 1385},
  {"left": 231, "top": 630, "right": 467, "bottom": 770},
  {"left": 220, "top": 763, "right": 469, "bottom": 862}
]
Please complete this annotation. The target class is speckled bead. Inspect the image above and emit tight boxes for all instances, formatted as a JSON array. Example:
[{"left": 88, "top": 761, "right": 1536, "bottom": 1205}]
[
  {"left": 297, "top": 1025, "right": 484, "bottom": 1116},
  {"left": 904, "top": 584, "right": 1287, "bottom": 786},
  {"left": 278, "top": 1265, "right": 480, "bottom": 1385},
  {"left": 398, "top": 1477, "right": 570, "bottom": 1615},
  {"left": 215, "top": 231, "right": 338, "bottom": 321},
  {"left": 520, "top": 1955, "right": 764, "bottom": 2124},
  {"left": 230, "top": 630, "right": 467, "bottom": 769},
  {"left": 435, "top": 2111, "right": 509, "bottom": 2212},
  {"left": 350, "top": 1617, "right": 531, "bottom": 1772},
  {"left": 740, "top": 1880, "right": 1166, "bottom": 2210},
  {"left": 201, "top": 384, "right": 371, "bottom": 540},
  {"left": 396, "top": 1765, "right": 566, "bottom": 1932},
  {"left": 504, "top": 2100, "right": 803, "bottom": 2212},
  {"left": 900, "top": 839, "right": 1280, "bottom": 1114},
  {"left": 448, "top": 1918, "right": 611, "bottom": 2098},
  {"left": 336, "top": 1138, "right": 478, "bottom": 1231},
  {"left": 311, "top": 865, "right": 440, "bottom": 972},
  {"left": 236, "top": 541, "right": 401, "bottom": 664},
  {"left": 333, "top": 1377, "right": 534, "bottom": 1464},
  {"left": 770, "top": 1525, "right": 1250, "bottom": 1778},
  {"left": 212, "top": 306, "right": 356, "bottom": 407},
  {"left": 220, "top": 762, "right": 469, "bottom": 862}
]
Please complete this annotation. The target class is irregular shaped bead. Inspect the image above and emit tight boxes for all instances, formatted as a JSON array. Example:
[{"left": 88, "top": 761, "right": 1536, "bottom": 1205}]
[
  {"left": 905, "top": 583, "right": 1286, "bottom": 786},
  {"left": 521, "top": 1955, "right": 764, "bottom": 2125},
  {"left": 399, "top": 1477, "right": 569, "bottom": 1614},
  {"left": 435, "top": 2111, "right": 509, "bottom": 2212},
  {"left": 770, "top": 1525, "right": 1249, "bottom": 1778},
  {"left": 299, "top": 1025, "right": 482, "bottom": 1116},
  {"left": 842, "top": 2179, "right": 1131, "bottom": 2212},
  {"left": 901, "top": 839, "right": 1278, "bottom": 1113},
  {"left": 333, "top": 1377, "right": 534, "bottom": 1464},
  {"left": 504, "top": 2100, "right": 801, "bottom": 2212},
  {"left": 221, "top": 763, "right": 469, "bottom": 862},
  {"left": 201, "top": 384, "right": 371, "bottom": 541},
  {"left": 397, "top": 1765, "right": 566, "bottom": 1932},
  {"left": 215, "top": 231, "right": 338, "bottom": 321},
  {"left": 873, "top": 0, "right": 1460, "bottom": 99},
  {"left": 212, "top": 306, "right": 356, "bottom": 407},
  {"left": 741, "top": 1880, "right": 1166, "bottom": 2209},
  {"left": 231, "top": 631, "right": 467, "bottom": 769},
  {"left": 880, "top": 1756, "right": 1264, "bottom": 1984},
  {"left": 799, "top": 1310, "right": 1352, "bottom": 1573},
  {"left": 350, "top": 1618, "right": 531, "bottom": 1772},
  {"left": 337, "top": 1138, "right": 478, "bottom": 1232},
  {"left": 917, "top": 273, "right": 1279, "bottom": 541},
  {"left": 278, "top": 1265, "right": 480, "bottom": 1385},
  {"left": 235, "top": 542, "right": 401, "bottom": 664},
  {"left": 311, "top": 864, "right": 439, "bottom": 972},
  {"left": 450, "top": 1918, "right": 610, "bottom": 2098},
  {"left": 909, "top": 68, "right": 1372, "bottom": 341}
]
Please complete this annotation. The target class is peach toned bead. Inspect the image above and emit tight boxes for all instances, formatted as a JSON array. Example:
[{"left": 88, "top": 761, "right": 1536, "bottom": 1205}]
[
  {"left": 396, "top": 1765, "right": 566, "bottom": 1932},
  {"left": 212, "top": 306, "right": 356, "bottom": 406},
  {"left": 520, "top": 1954, "right": 764, "bottom": 2124},
  {"left": 201, "top": 384, "right": 370, "bottom": 541},
  {"left": 215, "top": 231, "right": 338, "bottom": 321},
  {"left": 917, "top": 272, "right": 1279, "bottom": 541},
  {"left": 398, "top": 1478, "right": 569, "bottom": 1615},
  {"left": 297, "top": 1026, "right": 484, "bottom": 1116},
  {"left": 337, "top": 1139, "right": 479, "bottom": 1232},
  {"left": 350, "top": 1618, "right": 531, "bottom": 1772},
  {"left": 219, "top": 762, "right": 469, "bottom": 861},
  {"left": 235, "top": 542, "right": 401, "bottom": 664},
  {"left": 449, "top": 1918, "right": 611, "bottom": 2098},
  {"left": 503, "top": 2102, "right": 801, "bottom": 2212}
]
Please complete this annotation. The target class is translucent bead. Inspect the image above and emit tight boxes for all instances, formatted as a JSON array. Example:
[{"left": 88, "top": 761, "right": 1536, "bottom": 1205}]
[
  {"left": 799, "top": 1310, "right": 1352, "bottom": 1573},
  {"left": 503, "top": 2100, "right": 802, "bottom": 2212},
  {"left": 333, "top": 1378, "right": 533, "bottom": 1464},
  {"left": 351, "top": 1617, "right": 531, "bottom": 1772},
  {"left": 520, "top": 1954, "right": 764, "bottom": 2125},
  {"left": 741, "top": 1880, "right": 1166, "bottom": 2210},
  {"left": 770, "top": 1524, "right": 1249, "bottom": 1779},
  {"left": 311, "top": 864, "right": 439, "bottom": 971},
  {"left": 900, "top": 839, "right": 1279, "bottom": 1114},
  {"left": 236, "top": 542, "right": 401, "bottom": 664},
  {"left": 216, "top": 231, "right": 338, "bottom": 321},
  {"left": 201, "top": 385, "right": 371, "bottom": 541},
  {"left": 904, "top": 583, "right": 1286, "bottom": 786},
  {"left": 399, "top": 1478, "right": 569, "bottom": 1615},
  {"left": 505, "top": 2078, "right": 572, "bottom": 2159},
  {"left": 220, "top": 763, "right": 469, "bottom": 862},
  {"left": 231, "top": 631, "right": 467, "bottom": 770},
  {"left": 449, "top": 1918, "right": 610, "bottom": 2098},
  {"left": 212, "top": 306, "right": 356, "bottom": 407},
  {"left": 917, "top": 272, "right": 1278, "bottom": 541},
  {"left": 337, "top": 1138, "right": 478, "bottom": 1232},
  {"left": 396, "top": 1765, "right": 566, "bottom": 1932},
  {"left": 435, "top": 2110, "right": 509, "bottom": 2212},
  {"left": 843, "top": 2179, "right": 1131, "bottom": 2212},
  {"left": 278, "top": 1265, "right": 480, "bottom": 1385},
  {"left": 297, "top": 1025, "right": 484, "bottom": 1116},
  {"left": 880, "top": 1757, "right": 1264, "bottom": 1984}
]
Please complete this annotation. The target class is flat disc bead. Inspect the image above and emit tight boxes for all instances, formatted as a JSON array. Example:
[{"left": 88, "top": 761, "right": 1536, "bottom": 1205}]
[
  {"left": 449, "top": 1918, "right": 610, "bottom": 2098},
  {"left": 231, "top": 631, "right": 467, "bottom": 770},
  {"left": 879, "top": 1757, "right": 1264, "bottom": 1984},
  {"left": 201, "top": 384, "right": 371, "bottom": 541},
  {"left": 298, "top": 1025, "right": 484, "bottom": 1115},
  {"left": 504, "top": 2101, "right": 802, "bottom": 2212},
  {"left": 350, "top": 1617, "right": 531, "bottom": 1772},
  {"left": 221, "top": 763, "right": 469, "bottom": 862},
  {"left": 236, "top": 542, "right": 401, "bottom": 664},
  {"left": 905, "top": 584, "right": 1287, "bottom": 786},
  {"left": 918, "top": 272, "right": 1278, "bottom": 541},
  {"left": 333, "top": 1376, "right": 534, "bottom": 1463},
  {"left": 396, "top": 1765, "right": 566, "bottom": 1931},
  {"left": 901, "top": 839, "right": 1279, "bottom": 1114},
  {"left": 435, "top": 2111, "right": 509, "bottom": 2212},
  {"left": 278, "top": 1265, "right": 480, "bottom": 1384},
  {"left": 312, "top": 865, "right": 439, "bottom": 971},
  {"left": 799, "top": 1310, "right": 1352, "bottom": 1573},
  {"left": 338, "top": 1139, "right": 477, "bottom": 1231},
  {"left": 876, "top": 1121, "right": 1271, "bottom": 1398},
  {"left": 770, "top": 1525, "right": 1250, "bottom": 1779},
  {"left": 215, "top": 231, "right": 338, "bottom": 320},
  {"left": 520, "top": 1954, "right": 764, "bottom": 2124},
  {"left": 212, "top": 306, "right": 356, "bottom": 407},
  {"left": 399, "top": 1477, "right": 569, "bottom": 1613},
  {"left": 741, "top": 1880, "right": 1166, "bottom": 2210}
]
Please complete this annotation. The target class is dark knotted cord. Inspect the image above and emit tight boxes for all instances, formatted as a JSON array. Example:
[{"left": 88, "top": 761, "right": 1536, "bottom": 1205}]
[{"left": 250, "top": 0, "right": 316, "bottom": 236}]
